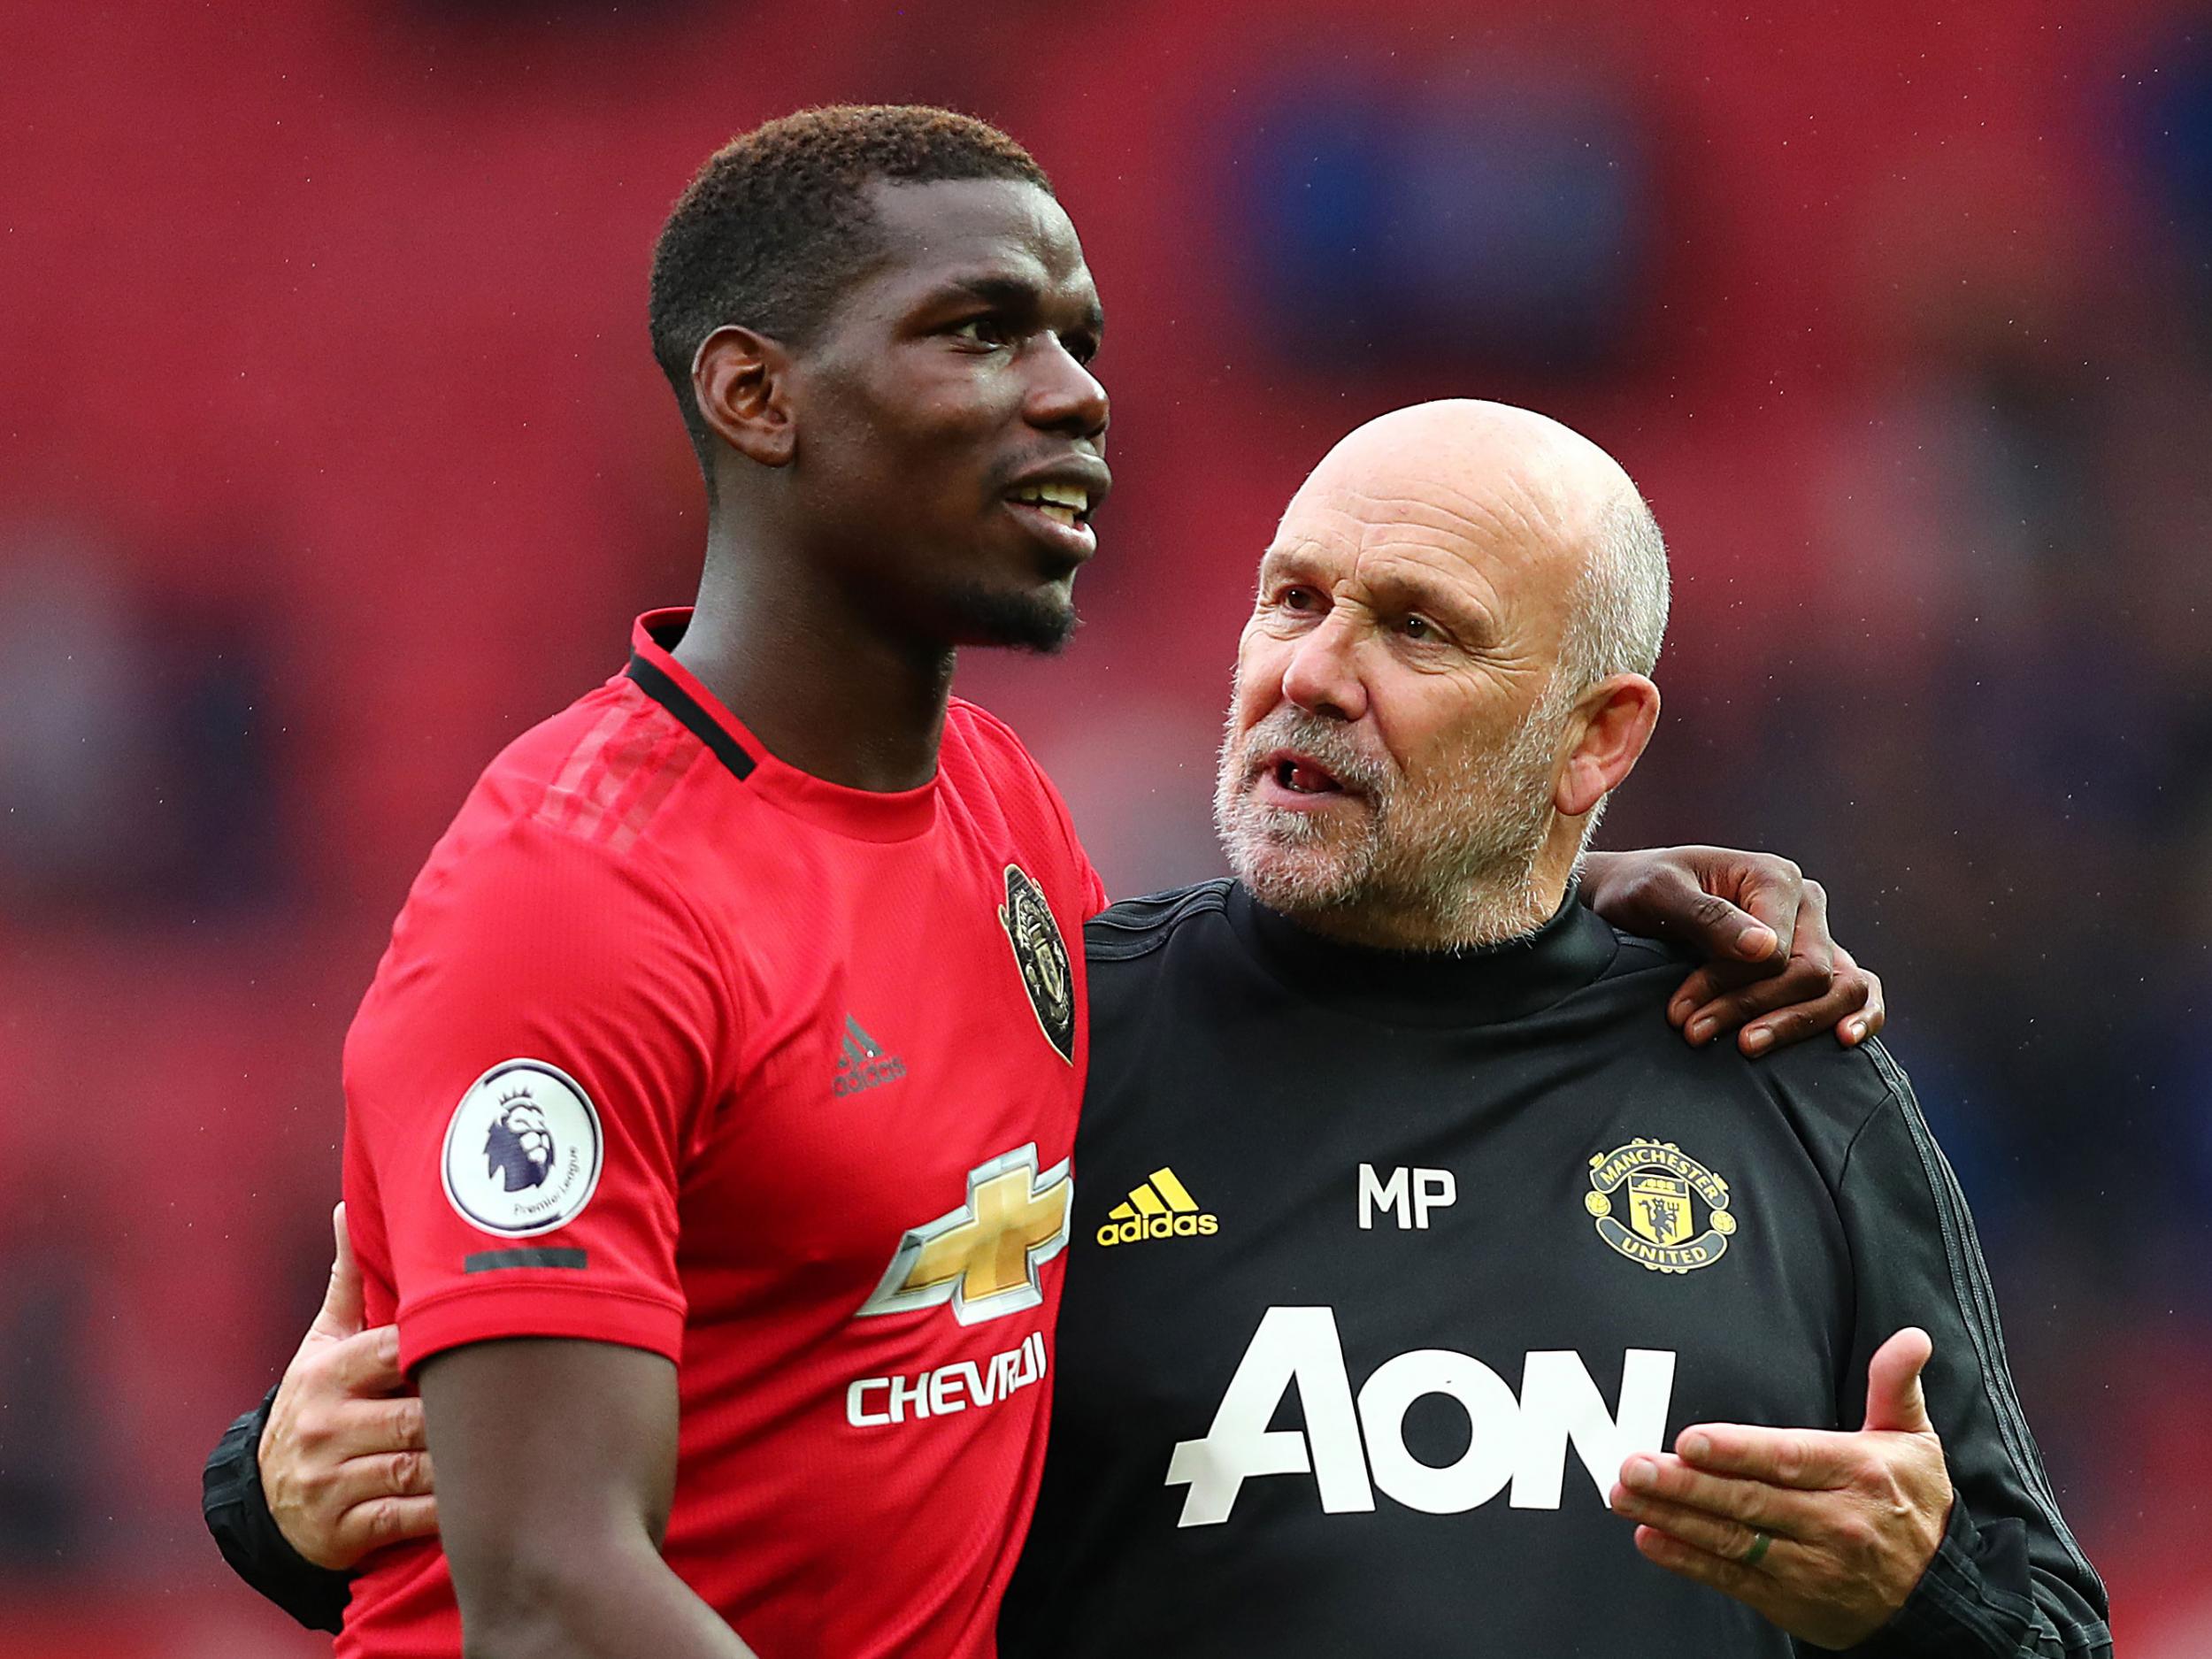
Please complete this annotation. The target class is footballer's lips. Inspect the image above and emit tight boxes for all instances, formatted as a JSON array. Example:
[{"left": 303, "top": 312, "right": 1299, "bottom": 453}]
[
  {"left": 1252, "top": 746, "right": 1368, "bottom": 812},
  {"left": 1001, "top": 459, "right": 1110, "bottom": 560}
]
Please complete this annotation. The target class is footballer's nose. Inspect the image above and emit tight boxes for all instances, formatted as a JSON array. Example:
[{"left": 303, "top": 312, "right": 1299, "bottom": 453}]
[{"left": 1025, "top": 336, "right": 1110, "bottom": 443}]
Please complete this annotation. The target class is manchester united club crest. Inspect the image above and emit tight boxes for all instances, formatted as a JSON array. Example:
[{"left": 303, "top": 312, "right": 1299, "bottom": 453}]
[
  {"left": 999, "top": 864, "right": 1075, "bottom": 1064},
  {"left": 1584, "top": 1138, "right": 1738, "bottom": 1274}
]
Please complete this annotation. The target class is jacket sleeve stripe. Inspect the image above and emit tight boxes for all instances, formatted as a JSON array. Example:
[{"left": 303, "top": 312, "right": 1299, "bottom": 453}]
[{"left": 1864, "top": 1040, "right": 2107, "bottom": 1607}]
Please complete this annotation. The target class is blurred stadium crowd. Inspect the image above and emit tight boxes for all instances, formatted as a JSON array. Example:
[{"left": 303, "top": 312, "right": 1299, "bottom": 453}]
[{"left": 2, "top": 1, "right": 2208, "bottom": 1653}]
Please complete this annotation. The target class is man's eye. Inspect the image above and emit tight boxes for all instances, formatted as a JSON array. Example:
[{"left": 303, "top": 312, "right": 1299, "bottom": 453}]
[
  {"left": 952, "top": 318, "right": 1009, "bottom": 348},
  {"left": 1279, "top": 587, "right": 1317, "bottom": 611},
  {"left": 1399, "top": 614, "right": 1439, "bottom": 641}
]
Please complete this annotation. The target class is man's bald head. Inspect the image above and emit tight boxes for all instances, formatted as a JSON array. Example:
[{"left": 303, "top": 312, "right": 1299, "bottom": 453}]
[
  {"left": 1284, "top": 399, "right": 1668, "bottom": 697},
  {"left": 1216, "top": 399, "right": 1670, "bottom": 952}
]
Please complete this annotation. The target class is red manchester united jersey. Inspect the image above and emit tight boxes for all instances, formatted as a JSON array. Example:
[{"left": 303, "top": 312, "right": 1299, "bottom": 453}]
[{"left": 336, "top": 610, "right": 1103, "bottom": 1659}]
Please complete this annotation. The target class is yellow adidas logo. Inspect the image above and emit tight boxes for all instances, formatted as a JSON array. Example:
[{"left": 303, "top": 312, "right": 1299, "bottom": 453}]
[{"left": 1096, "top": 1168, "right": 1219, "bottom": 1248}]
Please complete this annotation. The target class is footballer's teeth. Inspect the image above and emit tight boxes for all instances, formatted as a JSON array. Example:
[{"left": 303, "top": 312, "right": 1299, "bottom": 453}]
[{"left": 1010, "top": 480, "right": 1091, "bottom": 521}]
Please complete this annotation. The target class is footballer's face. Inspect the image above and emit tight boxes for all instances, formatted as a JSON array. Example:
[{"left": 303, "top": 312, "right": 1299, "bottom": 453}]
[
  {"left": 786, "top": 177, "right": 1110, "bottom": 652},
  {"left": 1213, "top": 416, "right": 1594, "bottom": 946}
]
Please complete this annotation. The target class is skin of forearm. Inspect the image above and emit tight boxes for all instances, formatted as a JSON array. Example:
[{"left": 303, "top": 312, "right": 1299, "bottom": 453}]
[{"left": 451, "top": 1525, "right": 757, "bottom": 1659}]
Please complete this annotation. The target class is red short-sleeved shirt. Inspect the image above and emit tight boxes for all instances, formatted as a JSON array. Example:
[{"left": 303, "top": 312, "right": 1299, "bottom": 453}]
[{"left": 335, "top": 610, "right": 1105, "bottom": 1659}]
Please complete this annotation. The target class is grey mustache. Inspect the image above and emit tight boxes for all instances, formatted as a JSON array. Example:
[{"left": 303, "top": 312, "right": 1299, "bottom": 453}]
[{"left": 1239, "top": 713, "right": 1394, "bottom": 795}]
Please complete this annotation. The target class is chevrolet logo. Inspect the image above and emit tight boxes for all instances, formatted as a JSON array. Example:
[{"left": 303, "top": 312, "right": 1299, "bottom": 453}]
[{"left": 856, "top": 1144, "right": 1073, "bottom": 1325}]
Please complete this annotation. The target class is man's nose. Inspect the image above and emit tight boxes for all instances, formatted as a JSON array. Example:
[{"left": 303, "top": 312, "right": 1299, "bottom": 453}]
[
  {"left": 1279, "top": 614, "right": 1369, "bottom": 724},
  {"left": 1024, "top": 337, "right": 1110, "bottom": 442}
]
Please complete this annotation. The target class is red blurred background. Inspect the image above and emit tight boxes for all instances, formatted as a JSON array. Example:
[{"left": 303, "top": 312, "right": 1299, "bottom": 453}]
[{"left": 3, "top": 0, "right": 2209, "bottom": 1652}]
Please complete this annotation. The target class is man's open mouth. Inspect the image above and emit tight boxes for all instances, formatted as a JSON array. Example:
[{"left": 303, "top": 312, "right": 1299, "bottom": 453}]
[
  {"left": 1004, "top": 480, "right": 1093, "bottom": 529},
  {"left": 1265, "top": 749, "right": 1349, "bottom": 796}
]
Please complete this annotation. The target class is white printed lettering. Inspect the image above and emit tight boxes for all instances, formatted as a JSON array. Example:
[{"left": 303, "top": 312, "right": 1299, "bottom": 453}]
[
  {"left": 1413, "top": 1168, "right": 1456, "bottom": 1227},
  {"left": 845, "top": 1333, "right": 1050, "bottom": 1429},
  {"left": 1509, "top": 1348, "right": 1678, "bottom": 1509},
  {"left": 846, "top": 1378, "right": 890, "bottom": 1428},
  {"left": 1164, "top": 1307, "right": 1374, "bottom": 1525},
  {"left": 1356, "top": 1348, "right": 1520, "bottom": 1514},
  {"left": 1357, "top": 1164, "right": 1456, "bottom": 1229},
  {"left": 1167, "top": 1309, "right": 1676, "bottom": 1528},
  {"left": 1357, "top": 1164, "right": 1409, "bottom": 1230}
]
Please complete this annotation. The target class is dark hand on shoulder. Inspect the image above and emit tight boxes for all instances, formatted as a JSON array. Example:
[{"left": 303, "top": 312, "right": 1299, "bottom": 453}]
[{"left": 1578, "top": 846, "right": 1885, "bottom": 1057}]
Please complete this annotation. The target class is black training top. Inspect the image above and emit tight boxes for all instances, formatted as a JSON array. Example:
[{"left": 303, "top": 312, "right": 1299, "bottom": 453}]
[
  {"left": 200, "top": 880, "right": 2110, "bottom": 1656},
  {"left": 997, "top": 880, "right": 2110, "bottom": 1659}
]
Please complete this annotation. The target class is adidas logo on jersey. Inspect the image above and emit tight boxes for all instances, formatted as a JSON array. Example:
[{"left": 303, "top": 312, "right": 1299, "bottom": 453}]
[
  {"left": 1097, "top": 1168, "right": 1219, "bottom": 1247},
  {"left": 833, "top": 1014, "right": 907, "bottom": 1098}
]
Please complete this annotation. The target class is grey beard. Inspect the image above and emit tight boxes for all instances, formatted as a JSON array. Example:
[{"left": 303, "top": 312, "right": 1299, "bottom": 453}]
[{"left": 1212, "top": 681, "right": 1574, "bottom": 950}]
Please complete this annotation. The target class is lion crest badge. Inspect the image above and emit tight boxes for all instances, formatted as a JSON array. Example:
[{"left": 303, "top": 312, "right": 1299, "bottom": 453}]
[
  {"left": 999, "top": 864, "right": 1075, "bottom": 1064},
  {"left": 442, "top": 1059, "right": 603, "bottom": 1238}
]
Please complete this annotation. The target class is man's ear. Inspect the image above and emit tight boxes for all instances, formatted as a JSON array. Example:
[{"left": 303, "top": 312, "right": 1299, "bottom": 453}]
[
  {"left": 1555, "top": 673, "right": 1661, "bottom": 818},
  {"left": 692, "top": 325, "right": 796, "bottom": 469}
]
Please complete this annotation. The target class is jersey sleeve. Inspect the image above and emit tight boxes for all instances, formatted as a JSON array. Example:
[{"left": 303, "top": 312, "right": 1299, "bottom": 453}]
[
  {"left": 1827, "top": 1043, "right": 2111, "bottom": 1657},
  {"left": 343, "top": 819, "right": 726, "bottom": 1373}
]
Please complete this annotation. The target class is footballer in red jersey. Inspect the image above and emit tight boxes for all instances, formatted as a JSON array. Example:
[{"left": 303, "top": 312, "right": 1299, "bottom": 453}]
[
  {"left": 337, "top": 611, "right": 1100, "bottom": 1659},
  {"left": 200, "top": 105, "right": 1883, "bottom": 1659},
  {"left": 327, "top": 107, "right": 1116, "bottom": 1659}
]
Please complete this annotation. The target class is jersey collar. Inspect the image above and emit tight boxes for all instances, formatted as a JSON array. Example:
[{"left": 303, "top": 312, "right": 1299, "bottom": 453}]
[
  {"left": 625, "top": 609, "right": 939, "bottom": 842},
  {"left": 1228, "top": 879, "right": 1619, "bottom": 1027}
]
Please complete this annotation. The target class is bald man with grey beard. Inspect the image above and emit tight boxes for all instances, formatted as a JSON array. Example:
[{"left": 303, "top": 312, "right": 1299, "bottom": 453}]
[
  {"left": 1210, "top": 402, "right": 1668, "bottom": 952},
  {"left": 1002, "top": 401, "right": 2108, "bottom": 1658}
]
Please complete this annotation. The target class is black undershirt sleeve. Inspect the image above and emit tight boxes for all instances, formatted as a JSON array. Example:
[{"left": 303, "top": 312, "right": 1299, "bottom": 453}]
[
  {"left": 200, "top": 1386, "right": 355, "bottom": 1635},
  {"left": 1824, "top": 1043, "right": 2111, "bottom": 1658}
]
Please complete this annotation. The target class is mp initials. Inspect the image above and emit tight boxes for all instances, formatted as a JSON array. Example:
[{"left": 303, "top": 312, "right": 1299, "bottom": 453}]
[{"left": 1358, "top": 1164, "right": 1456, "bottom": 1230}]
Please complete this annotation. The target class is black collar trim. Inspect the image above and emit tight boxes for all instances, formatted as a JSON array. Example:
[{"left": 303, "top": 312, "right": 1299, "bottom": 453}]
[
  {"left": 1228, "top": 880, "right": 1619, "bottom": 1027},
  {"left": 624, "top": 652, "right": 757, "bottom": 781}
]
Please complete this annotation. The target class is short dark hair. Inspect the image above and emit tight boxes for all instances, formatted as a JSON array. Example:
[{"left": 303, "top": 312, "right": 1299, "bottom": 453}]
[{"left": 649, "top": 104, "right": 1054, "bottom": 483}]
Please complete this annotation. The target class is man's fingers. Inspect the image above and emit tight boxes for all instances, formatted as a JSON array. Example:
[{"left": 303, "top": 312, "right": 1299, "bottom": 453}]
[
  {"left": 312, "top": 1390, "right": 428, "bottom": 1460},
  {"left": 1632, "top": 1524, "right": 1792, "bottom": 1619},
  {"left": 320, "top": 1324, "right": 408, "bottom": 1397},
  {"left": 1610, "top": 1483, "right": 1801, "bottom": 1571},
  {"left": 331, "top": 1493, "right": 442, "bottom": 1561},
  {"left": 1672, "top": 939, "right": 1883, "bottom": 1062},
  {"left": 1668, "top": 973, "right": 1710, "bottom": 1028},
  {"left": 308, "top": 1202, "right": 365, "bottom": 1340},
  {"left": 1654, "top": 883, "right": 1783, "bottom": 965},
  {"left": 1617, "top": 1453, "right": 1820, "bottom": 1534},
  {"left": 1675, "top": 1424, "right": 1857, "bottom": 1490},
  {"left": 1709, "top": 854, "right": 1802, "bottom": 964},
  {"left": 1831, "top": 949, "right": 1885, "bottom": 1045},
  {"left": 1601, "top": 853, "right": 1783, "bottom": 963},
  {"left": 325, "top": 1447, "right": 437, "bottom": 1511},
  {"left": 1778, "top": 877, "right": 1833, "bottom": 977},
  {"left": 1721, "top": 964, "right": 1871, "bottom": 1054},
  {"left": 1863, "top": 1327, "right": 1935, "bottom": 1434}
]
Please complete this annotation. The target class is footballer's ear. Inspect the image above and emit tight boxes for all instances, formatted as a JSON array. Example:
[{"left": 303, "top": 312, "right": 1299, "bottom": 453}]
[
  {"left": 692, "top": 325, "right": 796, "bottom": 469},
  {"left": 1555, "top": 673, "right": 1661, "bottom": 819}
]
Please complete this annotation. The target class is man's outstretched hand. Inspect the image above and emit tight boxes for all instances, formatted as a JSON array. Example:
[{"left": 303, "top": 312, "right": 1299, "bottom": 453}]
[
  {"left": 258, "top": 1202, "right": 438, "bottom": 1569},
  {"left": 1607, "top": 1328, "right": 1953, "bottom": 1650},
  {"left": 1579, "top": 846, "right": 1886, "bottom": 1055}
]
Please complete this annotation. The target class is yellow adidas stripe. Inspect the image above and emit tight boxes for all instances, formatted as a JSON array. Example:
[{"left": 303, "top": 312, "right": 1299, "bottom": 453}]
[
  {"left": 1104, "top": 1169, "right": 1202, "bottom": 1222},
  {"left": 1149, "top": 1168, "right": 1199, "bottom": 1213}
]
